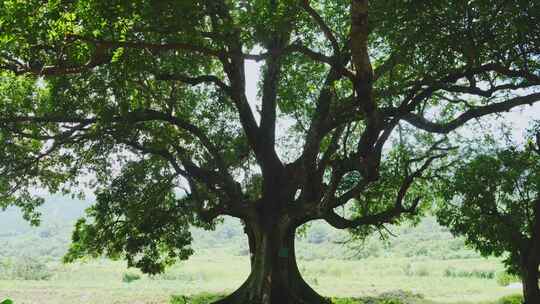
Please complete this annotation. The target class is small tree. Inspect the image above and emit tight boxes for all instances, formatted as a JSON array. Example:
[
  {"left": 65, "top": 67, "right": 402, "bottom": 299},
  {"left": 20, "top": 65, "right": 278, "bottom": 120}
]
[{"left": 437, "top": 129, "right": 540, "bottom": 304}]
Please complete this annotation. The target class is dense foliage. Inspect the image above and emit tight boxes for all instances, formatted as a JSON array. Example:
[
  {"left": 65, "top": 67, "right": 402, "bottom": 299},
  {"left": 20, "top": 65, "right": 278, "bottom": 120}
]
[
  {"left": 437, "top": 132, "right": 540, "bottom": 272},
  {"left": 437, "top": 126, "right": 540, "bottom": 303}
]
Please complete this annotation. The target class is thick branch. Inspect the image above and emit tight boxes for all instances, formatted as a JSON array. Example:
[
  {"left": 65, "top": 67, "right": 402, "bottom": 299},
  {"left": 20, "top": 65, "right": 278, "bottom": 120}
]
[
  {"left": 390, "top": 63, "right": 540, "bottom": 119},
  {"left": 324, "top": 150, "right": 446, "bottom": 229},
  {"left": 350, "top": 0, "right": 372, "bottom": 80},
  {"left": 444, "top": 83, "right": 533, "bottom": 97},
  {"left": 324, "top": 197, "right": 420, "bottom": 229},
  {"left": 402, "top": 92, "right": 540, "bottom": 133},
  {"left": 2, "top": 110, "right": 222, "bottom": 164},
  {"left": 156, "top": 73, "right": 230, "bottom": 92},
  {"left": 302, "top": 0, "right": 340, "bottom": 53},
  {"left": 247, "top": 43, "right": 355, "bottom": 79},
  {"left": 259, "top": 54, "right": 282, "bottom": 159},
  {"left": 205, "top": 0, "right": 271, "bottom": 170},
  {"left": 1, "top": 50, "right": 112, "bottom": 76},
  {"left": 350, "top": 0, "right": 375, "bottom": 111},
  {"left": 0, "top": 109, "right": 236, "bottom": 184},
  {"left": 116, "top": 136, "right": 244, "bottom": 217}
]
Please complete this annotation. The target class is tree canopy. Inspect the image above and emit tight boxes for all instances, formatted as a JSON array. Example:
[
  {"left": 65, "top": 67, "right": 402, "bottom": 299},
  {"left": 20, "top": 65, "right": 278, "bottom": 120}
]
[
  {"left": 1, "top": 1, "right": 540, "bottom": 303},
  {"left": 437, "top": 125, "right": 540, "bottom": 303}
]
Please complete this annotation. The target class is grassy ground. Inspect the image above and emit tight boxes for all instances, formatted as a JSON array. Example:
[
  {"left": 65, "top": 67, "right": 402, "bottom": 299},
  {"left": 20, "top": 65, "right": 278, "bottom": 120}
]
[
  {"left": 0, "top": 208, "right": 523, "bottom": 304},
  {"left": 0, "top": 250, "right": 520, "bottom": 304}
]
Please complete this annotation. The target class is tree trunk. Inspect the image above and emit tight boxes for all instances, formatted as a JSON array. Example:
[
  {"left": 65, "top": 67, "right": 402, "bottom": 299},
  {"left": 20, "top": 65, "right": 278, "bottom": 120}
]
[
  {"left": 523, "top": 199, "right": 540, "bottom": 304},
  {"left": 214, "top": 220, "right": 329, "bottom": 304},
  {"left": 522, "top": 254, "right": 540, "bottom": 304}
]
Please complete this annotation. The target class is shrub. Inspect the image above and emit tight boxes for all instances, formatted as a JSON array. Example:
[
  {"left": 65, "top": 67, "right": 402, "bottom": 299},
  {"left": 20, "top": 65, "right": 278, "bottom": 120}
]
[
  {"left": 444, "top": 267, "right": 495, "bottom": 279},
  {"left": 403, "top": 263, "right": 413, "bottom": 276},
  {"left": 378, "top": 290, "right": 422, "bottom": 304},
  {"left": 497, "top": 294, "right": 524, "bottom": 304},
  {"left": 443, "top": 267, "right": 455, "bottom": 277},
  {"left": 170, "top": 295, "right": 189, "bottom": 304},
  {"left": 403, "top": 264, "right": 429, "bottom": 277},
  {"left": 330, "top": 295, "right": 410, "bottom": 304},
  {"left": 170, "top": 293, "right": 226, "bottom": 304},
  {"left": 349, "top": 290, "right": 421, "bottom": 304},
  {"left": 0, "top": 257, "right": 52, "bottom": 281},
  {"left": 414, "top": 247, "right": 429, "bottom": 257},
  {"left": 496, "top": 271, "right": 520, "bottom": 286},
  {"left": 415, "top": 266, "right": 430, "bottom": 277},
  {"left": 122, "top": 272, "right": 141, "bottom": 283},
  {"left": 331, "top": 298, "right": 363, "bottom": 304},
  {"left": 151, "top": 272, "right": 200, "bottom": 282}
]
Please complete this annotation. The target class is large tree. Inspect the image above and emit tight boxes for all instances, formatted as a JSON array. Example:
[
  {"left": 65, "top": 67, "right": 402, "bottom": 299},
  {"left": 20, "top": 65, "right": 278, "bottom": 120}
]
[
  {"left": 1, "top": 1, "right": 539, "bottom": 303},
  {"left": 437, "top": 127, "right": 540, "bottom": 304}
]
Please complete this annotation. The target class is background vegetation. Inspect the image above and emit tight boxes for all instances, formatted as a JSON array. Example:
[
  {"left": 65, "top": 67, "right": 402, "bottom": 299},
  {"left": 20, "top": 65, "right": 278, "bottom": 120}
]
[{"left": 0, "top": 196, "right": 522, "bottom": 303}]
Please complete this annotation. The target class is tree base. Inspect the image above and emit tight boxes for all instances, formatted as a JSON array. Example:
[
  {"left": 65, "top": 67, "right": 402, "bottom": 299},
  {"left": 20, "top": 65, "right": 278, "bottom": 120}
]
[
  {"left": 212, "top": 272, "right": 330, "bottom": 304},
  {"left": 214, "top": 220, "right": 331, "bottom": 304}
]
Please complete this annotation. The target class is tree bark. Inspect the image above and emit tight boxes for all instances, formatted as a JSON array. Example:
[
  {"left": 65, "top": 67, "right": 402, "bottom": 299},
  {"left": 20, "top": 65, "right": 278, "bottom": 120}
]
[
  {"left": 522, "top": 261, "right": 540, "bottom": 304},
  {"left": 214, "top": 220, "right": 329, "bottom": 304},
  {"left": 523, "top": 199, "right": 540, "bottom": 304}
]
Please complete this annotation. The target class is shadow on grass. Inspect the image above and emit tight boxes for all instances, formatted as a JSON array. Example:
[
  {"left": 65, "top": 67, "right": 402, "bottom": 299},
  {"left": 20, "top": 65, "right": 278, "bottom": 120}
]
[{"left": 169, "top": 291, "right": 524, "bottom": 304}]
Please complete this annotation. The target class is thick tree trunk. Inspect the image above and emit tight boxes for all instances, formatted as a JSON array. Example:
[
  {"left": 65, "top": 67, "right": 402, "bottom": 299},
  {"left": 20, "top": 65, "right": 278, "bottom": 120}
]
[
  {"left": 522, "top": 264, "right": 540, "bottom": 304},
  {"left": 214, "top": 221, "right": 329, "bottom": 304}
]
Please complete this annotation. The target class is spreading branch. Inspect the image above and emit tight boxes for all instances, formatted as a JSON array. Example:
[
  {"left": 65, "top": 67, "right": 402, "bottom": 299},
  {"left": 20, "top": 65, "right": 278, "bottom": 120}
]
[
  {"left": 324, "top": 153, "right": 445, "bottom": 229},
  {"left": 402, "top": 92, "right": 540, "bottom": 134},
  {"left": 302, "top": 0, "right": 340, "bottom": 53}
]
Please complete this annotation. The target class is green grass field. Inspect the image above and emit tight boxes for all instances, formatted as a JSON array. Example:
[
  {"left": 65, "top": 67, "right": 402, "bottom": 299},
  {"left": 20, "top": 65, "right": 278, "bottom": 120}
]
[
  {"left": 0, "top": 252, "right": 521, "bottom": 304},
  {"left": 0, "top": 201, "right": 524, "bottom": 304}
]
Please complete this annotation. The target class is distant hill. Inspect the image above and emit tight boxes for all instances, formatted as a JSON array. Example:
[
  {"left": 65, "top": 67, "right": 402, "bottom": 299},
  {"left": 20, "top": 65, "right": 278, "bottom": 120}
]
[
  {"left": 0, "top": 195, "right": 480, "bottom": 262},
  {"left": 0, "top": 195, "right": 89, "bottom": 234},
  {"left": 0, "top": 195, "right": 90, "bottom": 260}
]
